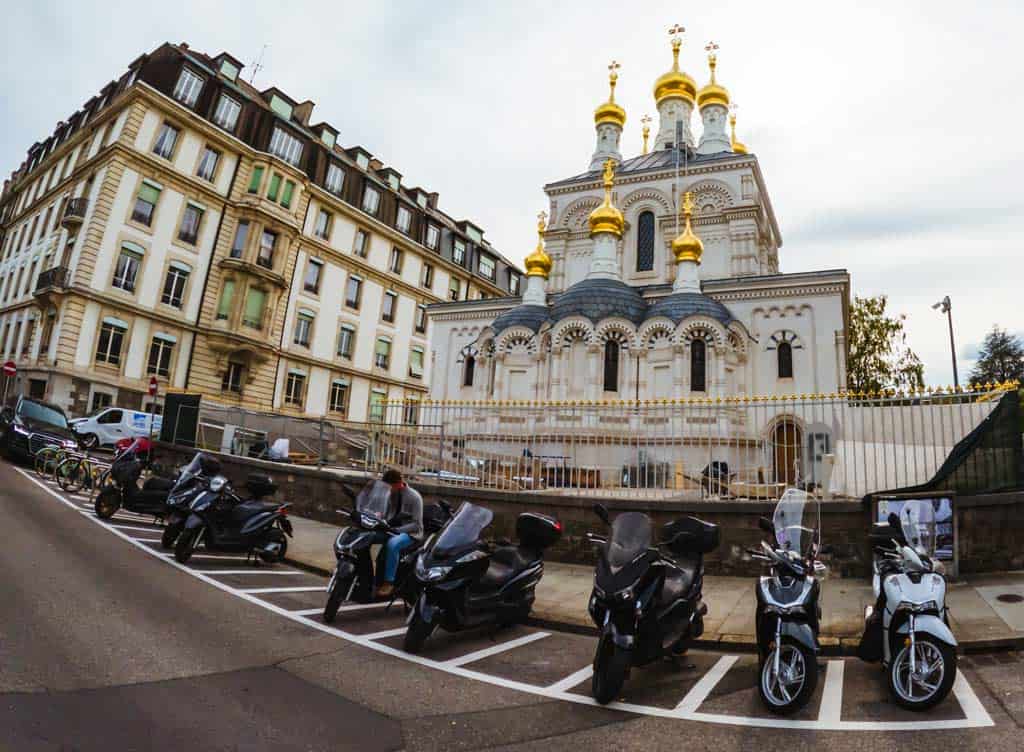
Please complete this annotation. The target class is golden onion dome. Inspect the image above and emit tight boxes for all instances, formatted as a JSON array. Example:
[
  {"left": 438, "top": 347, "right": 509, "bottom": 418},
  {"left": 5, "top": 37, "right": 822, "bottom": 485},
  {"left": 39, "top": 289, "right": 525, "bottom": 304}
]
[
  {"left": 653, "top": 37, "right": 697, "bottom": 106},
  {"left": 696, "top": 47, "right": 729, "bottom": 110},
  {"left": 729, "top": 111, "right": 748, "bottom": 154},
  {"left": 594, "top": 62, "right": 626, "bottom": 129},
  {"left": 588, "top": 159, "right": 625, "bottom": 238},
  {"left": 524, "top": 212, "right": 552, "bottom": 278},
  {"left": 671, "top": 191, "right": 703, "bottom": 264}
]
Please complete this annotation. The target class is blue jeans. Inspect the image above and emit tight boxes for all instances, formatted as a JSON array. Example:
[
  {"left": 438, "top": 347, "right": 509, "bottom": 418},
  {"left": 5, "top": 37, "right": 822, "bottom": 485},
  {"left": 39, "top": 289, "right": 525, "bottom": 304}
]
[{"left": 383, "top": 533, "right": 414, "bottom": 583}]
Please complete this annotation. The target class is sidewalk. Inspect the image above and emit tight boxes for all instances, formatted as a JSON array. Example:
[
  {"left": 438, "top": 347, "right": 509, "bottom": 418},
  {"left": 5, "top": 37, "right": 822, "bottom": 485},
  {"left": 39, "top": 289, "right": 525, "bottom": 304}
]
[{"left": 286, "top": 515, "right": 1024, "bottom": 654}]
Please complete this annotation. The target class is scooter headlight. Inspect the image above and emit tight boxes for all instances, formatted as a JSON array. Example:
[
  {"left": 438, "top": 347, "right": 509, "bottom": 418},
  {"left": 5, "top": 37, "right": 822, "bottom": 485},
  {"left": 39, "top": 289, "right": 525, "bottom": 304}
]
[
  {"left": 415, "top": 553, "right": 451, "bottom": 582},
  {"left": 455, "top": 550, "right": 486, "bottom": 565},
  {"left": 765, "top": 604, "right": 805, "bottom": 616}
]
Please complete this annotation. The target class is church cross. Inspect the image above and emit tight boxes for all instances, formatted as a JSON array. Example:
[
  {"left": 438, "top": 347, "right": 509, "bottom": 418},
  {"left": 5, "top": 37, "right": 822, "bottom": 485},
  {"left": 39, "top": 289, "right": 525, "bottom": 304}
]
[
  {"left": 537, "top": 210, "right": 548, "bottom": 232},
  {"left": 668, "top": 23, "right": 685, "bottom": 38},
  {"left": 608, "top": 60, "right": 620, "bottom": 76},
  {"left": 705, "top": 40, "right": 719, "bottom": 55},
  {"left": 683, "top": 191, "right": 695, "bottom": 216}
]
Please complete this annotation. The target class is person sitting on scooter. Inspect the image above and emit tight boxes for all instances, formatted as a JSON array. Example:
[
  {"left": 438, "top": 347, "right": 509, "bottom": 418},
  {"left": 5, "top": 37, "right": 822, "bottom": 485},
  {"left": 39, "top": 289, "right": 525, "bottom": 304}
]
[{"left": 376, "top": 469, "right": 423, "bottom": 599}]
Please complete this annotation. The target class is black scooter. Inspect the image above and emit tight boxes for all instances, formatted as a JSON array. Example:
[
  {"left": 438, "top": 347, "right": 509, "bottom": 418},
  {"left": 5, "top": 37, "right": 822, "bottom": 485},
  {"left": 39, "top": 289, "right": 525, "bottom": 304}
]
[
  {"left": 586, "top": 504, "right": 719, "bottom": 704},
  {"left": 405, "top": 502, "right": 561, "bottom": 654},
  {"left": 174, "top": 472, "right": 292, "bottom": 564},
  {"left": 94, "top": 442, "right": 176, "bottom": 522},
  {"left": 160, "top": 452, "right": 222, "bottom": 549}
]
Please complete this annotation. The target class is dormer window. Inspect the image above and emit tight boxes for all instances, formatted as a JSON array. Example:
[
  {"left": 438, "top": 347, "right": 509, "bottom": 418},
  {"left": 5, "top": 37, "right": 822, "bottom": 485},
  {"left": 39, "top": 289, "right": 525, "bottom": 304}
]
[
  {"left": 269, "top": 94, "right": 293, "bottom": 120},
  {"left": 478, "top": 254, "right": 495, "bottom": 280},
  {"left": 361, "top": 185, "right": 380, "bottom": 215},
  {"left": 269, "top": 126, "right": 303, "bottom": 166},
  {"left": 213, "top": 94, "right": 241, "bottom": 132},
  {"left": 387, "top": 174, "right": 400, "bottom": 191},
  {"left": 320, "top": 130, "right": 336, "bottom": 148},
  {"left": 396, "top": 206, "right": 412, "bottom": 235},
  {"left": 173, "top": 68, "right": 204, "bottom": 108},
  {"left": 416, "top": 192, "right": 428, "bottom": 209},
  {"left": 219, "top": 59, "right": 240, "bottom": 81},
  {"left": 325, "top": 163, "right": 345, "bottom": 196}
]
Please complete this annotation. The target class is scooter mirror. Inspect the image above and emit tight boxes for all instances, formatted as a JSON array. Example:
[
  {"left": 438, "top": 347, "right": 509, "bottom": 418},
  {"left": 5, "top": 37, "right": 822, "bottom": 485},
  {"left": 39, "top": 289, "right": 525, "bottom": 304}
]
[
  {"left": 758, "top": 516, "right": 774, "bottom": 534},
  {"left": 593, "top": 504, "right": 610, "bottom": 526},
  {"left": 888, "top": 512, "right": 900, "bottom": 529}
]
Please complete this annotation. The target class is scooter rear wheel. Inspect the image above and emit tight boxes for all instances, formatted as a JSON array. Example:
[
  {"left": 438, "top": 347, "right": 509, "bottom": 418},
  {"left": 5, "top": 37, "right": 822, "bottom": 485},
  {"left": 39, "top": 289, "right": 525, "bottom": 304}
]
[
  {"left": 592, "top": 635, "right": 631, "bottom": 705},
  {"left": 403, "top": 608, "right": 434, "bottom": 654},
  {"left": 94, "top": 489, "right": 120, "bottom": 519}
]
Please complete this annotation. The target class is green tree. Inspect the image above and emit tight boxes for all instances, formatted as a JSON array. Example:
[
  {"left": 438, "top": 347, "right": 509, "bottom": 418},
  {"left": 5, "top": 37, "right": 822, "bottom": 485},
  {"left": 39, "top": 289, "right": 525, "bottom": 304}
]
[
  {"left": 847, "top": 294, "right": 925, "bottom": 393},
  {"left": 968, "top": 326, "right": 1024, "bottom": 386}
]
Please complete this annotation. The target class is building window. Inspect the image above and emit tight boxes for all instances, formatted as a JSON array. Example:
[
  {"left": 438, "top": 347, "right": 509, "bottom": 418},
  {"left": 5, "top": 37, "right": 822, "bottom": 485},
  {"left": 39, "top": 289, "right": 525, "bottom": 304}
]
[
  {"left": 242, "top": 288, "right": 266, "bottom": 329},
  {"left": 222, "top": 361, "right": 243, "bottom": 393},
  {"left": 425, "top": 224, "right": 440, "bottom": 251},
  {"left": 382, "top": 291, "right": 397, "bottom": 323},
  {"left": 448, "top": 277, "right": 461, "bottom": 301},
  {"left": 267, "top": 173, "right": 282, "bottom": 202},
  {"left": 147, "top": 337, "right": 174, "bottom": 377},
  {"left": 172, "top": 68, "right": 204, "bottom": 107},
  {"left": 132, "top": 182, "right": 160, "bottom": 226},
  {"left": 212, "top": 94, "right": 241, "bottom": 132},
  {"left": 280, "top": 180, "right": 295, "bottom": 209},
  {"left": 268, "top": 126, "right": 303, "bottom": 166},
  {"left": 420, "top": 263, "right": 433, "bottom": 289},
  {"left": 368, "top": 389, "right": 387, "bottom": 423},
  {"left": 478, "top": 254, "right": 496, "bottom": 280},
  {"left": 39, "top": 309, "right": 56, "bottom": 353},
  {"left": 152, "top": 123, "right": 179, "bottom": 160},
  {"left": 216, "top": 279, "right": 235, "bottom": 320},
  {"left": 389, "top": 247, "right": 403, "bottom": 274},
  {"left": 248, "top": 165, "right": 264, "bottom": 194},
  {"left": 95, "top": 320, "right": 126, "bottom": 365},
  {"left": 402, "top": 399, "right": 420, "bottom": 426},
  {"left": 345, "top": 277, "right": 362, "bottom": 309},
  {"left": 303, "top": 259, "right": 322, "bottom": 293},
  {"left": 293, "top": 311, "right": 314, "bottom": 347},
  {"left": 636, "top": 211, "right": 655, "bottom": 272},
  {"left": 90, "top": 391, "right": 113, "bottom": 412},
  {"left": 177, "top": 204, "right": 203, "bottom": 245},
  {"left": 777, "top": 342, "right": 793, "bottom": 379},
  {"left": 463, "top": 355, "right": 475, "bottom": 387},
  {"left": 374, "top": 337, "right": 391, "bottom": 369},
  {"left": 112, "top": 246, "right": 142, "bottom": 292},
  {"left": 415, "top": 304, "right": 427, "bottom": 334},
  {"left": 603, "top": 340, "right": 620, "bottom": 392},
  {"left": 284, "top": 372, "right": 306, "bottom": 406},
  {"left": 161, "top": 265, "right": 189, "bottom": 308},
  {"left": 314, "top": 209, "right": 331, "bottom": 240},
  {"left": 336, "top": 324, "right": 355, "bottom": 359},
  {"left": 361, "top": 185, "right": 380, "bottom": 215},
  {"left": 396, "top": 206, "right": 412, "bottom": 235},
  {"left": 409, "top": 347, "right": 424, "bottom": 379},
  {"left": 353, "top": 229, "right": 369, "bottom": 257},
  {"left": 257, "top": 229, "right": 276, "bottom": 268},
  {"left": 325, "top": 163, "right": 345, "bottom": 196},
  {"left": 329, "top": 379, "right": 349, "bottom": 413},
  {"left": 196, "top": 147, "right": 220, "bottom": 182},
  {"left": 509, "top": 273, "right": 521, "bottom": 295},
  {"left": 691, "top": 338, "right": 706, "bottom": 392},
  {"left": 453, "top": 239, "right": 466, "bottom": 265},
  {"left": 230, "top": 221, "right": 249, "bottom": 258}
]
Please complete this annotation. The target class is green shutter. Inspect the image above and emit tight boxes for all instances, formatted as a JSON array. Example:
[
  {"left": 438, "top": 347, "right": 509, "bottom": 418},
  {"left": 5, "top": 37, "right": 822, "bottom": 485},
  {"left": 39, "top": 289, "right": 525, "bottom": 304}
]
[
  {"left": 281, "top": 180, "right": 295, "bottom": 208},
  {"left": 248, "top": 165, "right": 264, "bottom": 193},
  {"left": 244, "top": 288, "right": 266, "bottom": 325},
  {"left": 375, "top": 338, "right": 390, "bottom": 356},
  {"left": 217, "top": 279, "right": 235, "bottom": 318},
  {"left": 137, "top": 183, "right": 161, "bottom": 205},
  {"left": 267, "top": 173, "right": 281, "bottom": 201}
]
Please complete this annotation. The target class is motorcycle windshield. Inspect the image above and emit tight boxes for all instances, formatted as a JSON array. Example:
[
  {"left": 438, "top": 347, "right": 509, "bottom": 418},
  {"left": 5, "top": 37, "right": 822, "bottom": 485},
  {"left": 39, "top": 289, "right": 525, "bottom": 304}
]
[
  {"left": 898, "top": 499, "right": 936, "bottom": 556},
  {"left": 170, "top": 453, "right": 204, "bottom": 494},
  {"left": 432, "top": 503, "right": 493, "bottom": 558},
  {"left": 355, "top": 481, "right": 391, "bottom": 520},
  {"left": 606, "top": 512, "right": 652, "bottom": 570},
  {"left": 772, "top": 488, "right": 819, "bottom": 556}
]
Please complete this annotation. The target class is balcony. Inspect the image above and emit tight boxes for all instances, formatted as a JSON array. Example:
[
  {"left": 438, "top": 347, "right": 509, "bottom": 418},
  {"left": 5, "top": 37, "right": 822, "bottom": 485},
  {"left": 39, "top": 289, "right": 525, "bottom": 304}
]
[
  {"left": 61, "top": 197, "right": 88, "bottom": 228},
  {"left": 33, "top": 266, "right": 70, "bottom": 305}
]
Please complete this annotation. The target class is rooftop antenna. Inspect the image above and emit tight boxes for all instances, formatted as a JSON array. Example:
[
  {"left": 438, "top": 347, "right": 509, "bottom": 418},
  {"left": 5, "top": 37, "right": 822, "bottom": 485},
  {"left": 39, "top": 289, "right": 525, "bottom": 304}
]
[{"left": 249, "top": 44, "right": 269, "bottom": 85}]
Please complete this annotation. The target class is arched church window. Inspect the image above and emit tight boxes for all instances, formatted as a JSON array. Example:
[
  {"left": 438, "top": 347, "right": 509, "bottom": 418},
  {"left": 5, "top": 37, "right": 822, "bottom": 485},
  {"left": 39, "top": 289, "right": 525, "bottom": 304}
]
[
  {"left": 463, "top": 355, "right": 475, "bottom": 387},
  {"left": 603, "top": 340, "right": 620, "bottom": 392},
  {"left": 691, "top": 339, "right": 706, "bottom": 392},
  {"left": 636, "top": 211, "right": 655, "bottom": 272},
  {"left": 777, "top": 342, "right": 793, "bottom": 379}
]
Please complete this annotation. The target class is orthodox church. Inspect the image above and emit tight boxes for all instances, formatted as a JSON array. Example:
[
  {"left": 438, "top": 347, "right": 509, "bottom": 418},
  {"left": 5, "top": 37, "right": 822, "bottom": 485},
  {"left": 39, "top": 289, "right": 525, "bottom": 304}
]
[{"left": 428, "top": 33, "right": 850, "bottom": 407}]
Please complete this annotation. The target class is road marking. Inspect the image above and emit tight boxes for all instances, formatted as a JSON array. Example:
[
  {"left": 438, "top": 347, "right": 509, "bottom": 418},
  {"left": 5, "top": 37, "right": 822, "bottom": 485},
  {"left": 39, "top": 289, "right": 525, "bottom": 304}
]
[
  {"left": 362, "top": 627, "right": 408, "bottom": 640},
  {"left": 292, "top": 602, "right": 391, "bottom": 617},
  {"left": 238, "top": 586, "right": 326, "bottom": 594},
  {"left": 110, "top": 524, "right": 163, "bottom": 533},
  {"left": 203, "top": 569, "right": 305, "bottom": 576},
  {"left": 156, "top": 552, "right": 248, "bottom": 561},
  {"left": 15, "top": 467, "right": 997, "bottom": 732},
  {"left": 132, "top": 538, "right": 163, "bottom": 543},
  {"left": 546, "top": 665, "right": 593, "bottom": 693},
  {"left": 674, "top": 655, "right": 738, "bottom": 714},
  {"left": 443, "top": 632, "right": 550, "bottom": 667},
  {"left": 819, "top": 659, "right": 845, "bottom": 723},
  {"left": 78, "top": 509, "right": 158, "bottom": 524}
]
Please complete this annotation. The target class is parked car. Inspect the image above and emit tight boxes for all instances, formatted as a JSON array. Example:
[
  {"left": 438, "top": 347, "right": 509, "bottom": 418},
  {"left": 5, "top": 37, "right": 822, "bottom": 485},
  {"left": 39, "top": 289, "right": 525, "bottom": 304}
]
[
  {"left": 69, "top": 407, "right": 162, "bottom": 449},
  {"left": 0, "top": 396, "right": 79, "bottom": 462}
]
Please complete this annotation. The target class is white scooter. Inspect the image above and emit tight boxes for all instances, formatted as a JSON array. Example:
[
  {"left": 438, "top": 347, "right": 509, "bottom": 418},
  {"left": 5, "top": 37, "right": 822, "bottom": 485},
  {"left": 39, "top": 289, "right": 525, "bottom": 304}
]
[{"left": 858, "top": 499, "right": 957, "bottom": 710}]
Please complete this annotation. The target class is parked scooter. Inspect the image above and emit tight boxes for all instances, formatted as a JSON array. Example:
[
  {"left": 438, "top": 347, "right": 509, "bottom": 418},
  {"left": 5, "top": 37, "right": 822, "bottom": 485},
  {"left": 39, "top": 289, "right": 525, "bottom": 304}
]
[
  {"left": 858, "top": 500, "right": 957, "bottom": 710},
  {"left": 405, "top": 502, "right": 561, "bottom": 654},
  {"left": 94, "top": 439, "right": 176, "bottom": 522},
  {"left": 585, "top": 504, "right": 719, "bottom": 704},
  {"left": 174, "top": 471, "right": 292, "bottom": 564},
  {"left": 160, "top": 453, "right": 222, "bottom": 549},
  {"left": 323, "top": 481, "right": 453, "bottom": 623},
  {"left": 749, "top": 488, "right": 826, "bottom": 714}
]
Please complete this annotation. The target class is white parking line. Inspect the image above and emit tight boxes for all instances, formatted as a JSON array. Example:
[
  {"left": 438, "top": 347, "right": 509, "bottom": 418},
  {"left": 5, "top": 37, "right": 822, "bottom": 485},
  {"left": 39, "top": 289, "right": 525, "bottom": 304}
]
[
  {"left": 238, "top": 586, "right": 325, "bottom": 594},
  {"left": 292, "top": 602, "right": 391, "bottom": 617},
  {"left": 203, "top": 569, "right": 304, "bottom": 576},
  {"left": 819, "top": 660, "right": 845, "bottom": 723},
  {"left": 132, "top": 538, "right": 163, "bottom": 543},
  {"left": 443, "top": 632, "right": 550, "bottom": 667},
  {"left": 674, "top": 655, "right": 738, "bottom": 715},
  {"left": 546, "top": 665, "right": 593, "bottom": 693},
  {"left": 110, "top": 524, "right": 163, "bottom": 533},
  {"left": 362, "top": 627, "right": 408, "bottom": 640},
  {"left": 157, "top": 553, "right": 249, "bottom": 562}
]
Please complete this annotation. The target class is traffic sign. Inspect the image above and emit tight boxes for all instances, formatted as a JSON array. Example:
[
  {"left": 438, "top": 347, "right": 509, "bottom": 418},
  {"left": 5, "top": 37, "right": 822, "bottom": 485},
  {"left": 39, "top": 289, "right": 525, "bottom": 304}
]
[
  {"left": 2, "top": 361, "right": 15, "bottom": 377},
  {"left": 148, "top": 376, "right": 158, "bottom": 396}
]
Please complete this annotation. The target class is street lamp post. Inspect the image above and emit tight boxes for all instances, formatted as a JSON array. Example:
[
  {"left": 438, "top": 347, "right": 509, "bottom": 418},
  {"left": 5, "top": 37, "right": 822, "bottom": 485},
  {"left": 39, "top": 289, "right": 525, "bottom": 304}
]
[{"left": 932, "top": 295, "right": 959, "bottom": 389}]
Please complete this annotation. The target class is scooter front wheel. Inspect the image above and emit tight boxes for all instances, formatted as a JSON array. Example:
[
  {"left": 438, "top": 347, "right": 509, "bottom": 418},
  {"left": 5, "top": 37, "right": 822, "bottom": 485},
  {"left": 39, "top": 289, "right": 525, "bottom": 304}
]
[
  {"left": 161, "top": 521, "right": 182, "bottom": 550},
  {"left": 759, "top": 638, "right": 817, "bottom": 714},
  {"left": 591, "top": 635, "right": 631, "bottom": 704},
  {"left": 174, "top": 527, "right": 201, "bottom": 564},
  {"left": 324, "top": 573, "right": 353, "bottom": 624},
  {"left": 888, "top": 635, "right": 957, "bottom": 711},
  {"left": 403, "top": 608, "right": 435, "bottom": 654}
]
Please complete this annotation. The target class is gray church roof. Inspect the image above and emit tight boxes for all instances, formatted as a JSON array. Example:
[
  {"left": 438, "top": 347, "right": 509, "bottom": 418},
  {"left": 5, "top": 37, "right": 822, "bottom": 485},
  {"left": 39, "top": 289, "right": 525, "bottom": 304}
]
[
  {"left": 549, "top": 278, "right": 648, "bottom": 325},
  {"left": 546, "top": 148, "right": 744, "bottom": 189},
  {"left": 645, "top": 291, "right": 734, "bottom": 325},
  {"left": 491, "top": 304, "right": 550, "bottom": 334}
]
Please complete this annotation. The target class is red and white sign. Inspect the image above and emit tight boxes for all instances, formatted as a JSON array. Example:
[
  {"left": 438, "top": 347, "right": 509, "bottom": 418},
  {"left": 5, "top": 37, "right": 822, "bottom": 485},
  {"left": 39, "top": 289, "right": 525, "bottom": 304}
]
[
  {"left": 148, "top": 376, "right": 158, "bottom": 397},
  {"left": 2, "top": 361, "right": 16, "bottom": 377}
]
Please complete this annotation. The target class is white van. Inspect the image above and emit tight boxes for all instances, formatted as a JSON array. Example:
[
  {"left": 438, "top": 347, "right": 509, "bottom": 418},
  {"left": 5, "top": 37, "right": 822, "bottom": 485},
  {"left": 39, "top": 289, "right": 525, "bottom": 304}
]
[{"left": 69, "top": 408, "right": 163, "bottom": 449}]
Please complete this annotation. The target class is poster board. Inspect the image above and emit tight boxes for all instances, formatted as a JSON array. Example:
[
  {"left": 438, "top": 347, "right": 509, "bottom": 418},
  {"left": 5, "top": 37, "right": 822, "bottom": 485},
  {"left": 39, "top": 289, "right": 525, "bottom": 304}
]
[{"left": 875, "top": 492, "right": 957, "bottom": 577}]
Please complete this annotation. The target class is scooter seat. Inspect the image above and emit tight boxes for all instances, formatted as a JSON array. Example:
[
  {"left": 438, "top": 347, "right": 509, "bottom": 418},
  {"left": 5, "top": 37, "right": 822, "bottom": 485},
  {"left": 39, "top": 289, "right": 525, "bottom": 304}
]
[
  {"left": 473, "top": 546, "right": 539, "bottom": 591},
  {"left": 231, "top": 500, "right": 280, "bottom": 522},
  {"left": 143, "top": 476, "right": 175, "bottom": 492}
]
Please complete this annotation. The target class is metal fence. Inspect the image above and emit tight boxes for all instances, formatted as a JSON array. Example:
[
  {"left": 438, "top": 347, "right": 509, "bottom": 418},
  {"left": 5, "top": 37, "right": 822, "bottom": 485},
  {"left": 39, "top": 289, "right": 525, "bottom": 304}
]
[{"left": 369, "top": 383, "right": 1022, "bottom": 500}]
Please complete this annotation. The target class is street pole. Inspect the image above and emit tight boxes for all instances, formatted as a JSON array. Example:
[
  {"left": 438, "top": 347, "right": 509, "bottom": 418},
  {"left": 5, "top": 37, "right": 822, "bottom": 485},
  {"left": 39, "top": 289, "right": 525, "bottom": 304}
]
[{"left": 933, "top": 296, "right": 959, "bottom": 390}]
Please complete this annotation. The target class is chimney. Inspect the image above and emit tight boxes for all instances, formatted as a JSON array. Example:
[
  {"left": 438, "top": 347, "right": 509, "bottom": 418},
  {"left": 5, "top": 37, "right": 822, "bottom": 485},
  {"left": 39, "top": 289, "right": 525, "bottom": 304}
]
[{"left": 293, "top": 99, "right": 315, "bottom": 126}]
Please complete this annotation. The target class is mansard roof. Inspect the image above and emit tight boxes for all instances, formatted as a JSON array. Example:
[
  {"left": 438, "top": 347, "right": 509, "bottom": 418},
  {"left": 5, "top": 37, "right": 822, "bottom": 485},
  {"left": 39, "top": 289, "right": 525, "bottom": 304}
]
[{"left": 545, "top": 148, "right": 747, "bottom": 190}]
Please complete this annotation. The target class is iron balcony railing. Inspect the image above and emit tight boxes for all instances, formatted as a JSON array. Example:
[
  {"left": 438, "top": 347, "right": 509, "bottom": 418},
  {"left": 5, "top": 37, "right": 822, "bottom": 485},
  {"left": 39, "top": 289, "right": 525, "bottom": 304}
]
[
  {"left": 34, "top": 266, "right": 70, "bottom": 293},
  {"left": 62, "top": 197, "right": 88, "bottom": 224}
]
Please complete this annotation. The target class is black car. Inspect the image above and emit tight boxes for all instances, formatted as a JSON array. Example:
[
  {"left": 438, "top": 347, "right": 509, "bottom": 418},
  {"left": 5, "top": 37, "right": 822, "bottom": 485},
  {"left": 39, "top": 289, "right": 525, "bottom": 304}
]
[{"left": 0, "top": 396, "right": 79, "bottom": 463}]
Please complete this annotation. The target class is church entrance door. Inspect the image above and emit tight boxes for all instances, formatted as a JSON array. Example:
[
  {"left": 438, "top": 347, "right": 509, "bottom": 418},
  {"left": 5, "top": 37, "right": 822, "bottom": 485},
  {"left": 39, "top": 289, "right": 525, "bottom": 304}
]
[{"left": 772, "top": 420, "right": 802, "bottom": 486}]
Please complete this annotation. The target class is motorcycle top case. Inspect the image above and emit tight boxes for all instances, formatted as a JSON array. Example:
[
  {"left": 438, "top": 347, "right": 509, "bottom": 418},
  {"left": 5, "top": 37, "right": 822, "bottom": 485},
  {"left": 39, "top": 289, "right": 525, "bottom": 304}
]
[
  {"left": 661, "top": 516, "right": 720, "bottom": 555},
  {"left": 245, "top": 473, "right": 277, "bottom": 499},
  {"left": 516, "top": 512, "right": 562, "bottom": 550}
]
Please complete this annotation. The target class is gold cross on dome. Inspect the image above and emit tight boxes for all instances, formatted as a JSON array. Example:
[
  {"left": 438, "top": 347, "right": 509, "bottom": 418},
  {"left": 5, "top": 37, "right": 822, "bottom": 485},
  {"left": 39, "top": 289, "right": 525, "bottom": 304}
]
[
  {"left": 669, "top": 23, "right": 685, "bottom": 38},
  {"left": 705, "top": 40, "right": 719, "bottom": 54},
  {"left": 641, "top": 114, "right": 652, "bottom": 127},
  {"left": 683, "top": 191, "right": 695, "bottom": 215},
  {"left": 608, "top": 60, "right": 620, "bottom": 75},
  {"left": 537, "top": 210, "right": 548, "bottom": 232}
]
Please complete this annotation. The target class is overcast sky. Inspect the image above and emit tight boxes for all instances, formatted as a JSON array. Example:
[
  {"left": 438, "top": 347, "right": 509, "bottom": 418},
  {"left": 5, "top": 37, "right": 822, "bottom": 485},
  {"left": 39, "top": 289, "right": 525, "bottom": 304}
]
[{"left": 2, "top": 1, "right": 1021, "bottom": 386}]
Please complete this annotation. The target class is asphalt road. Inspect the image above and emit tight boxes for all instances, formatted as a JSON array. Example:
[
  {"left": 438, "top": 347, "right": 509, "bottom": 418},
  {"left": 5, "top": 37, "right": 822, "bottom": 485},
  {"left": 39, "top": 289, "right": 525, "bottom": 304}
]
[{"left": 1, "top": 459, "right": 1023, "bottom": 752}]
